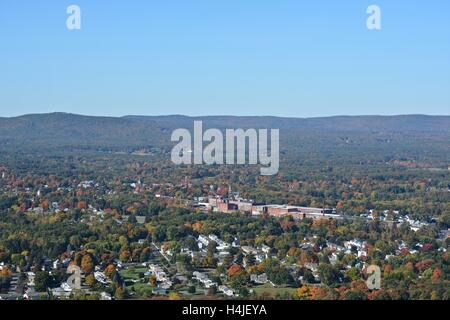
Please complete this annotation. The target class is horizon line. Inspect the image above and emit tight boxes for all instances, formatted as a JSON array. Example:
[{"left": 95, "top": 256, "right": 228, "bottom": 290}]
[{"left": 1, "top": 111, "right": 450, "bottom": 120}]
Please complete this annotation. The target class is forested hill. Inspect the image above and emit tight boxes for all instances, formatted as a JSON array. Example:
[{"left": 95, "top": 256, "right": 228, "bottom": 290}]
[
  {"left": 123, "top": 114, "right": 450, "bottom": 132},
  {"left": 0, "top": 113, "right": 449, "bottom": 156}
]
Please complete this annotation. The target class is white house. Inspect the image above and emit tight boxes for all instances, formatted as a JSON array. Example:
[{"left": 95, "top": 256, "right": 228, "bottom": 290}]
[{"left": 219, "top": 285, "right": 234, "bottom": 297}]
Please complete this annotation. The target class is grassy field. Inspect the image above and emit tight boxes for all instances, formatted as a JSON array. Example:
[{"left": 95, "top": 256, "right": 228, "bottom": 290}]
[
  {"left": 251, "top": 283, "right": 297, "bottom": 297},
  {"left": 119, "top": 266, "right": 149, "bottom": 281}
]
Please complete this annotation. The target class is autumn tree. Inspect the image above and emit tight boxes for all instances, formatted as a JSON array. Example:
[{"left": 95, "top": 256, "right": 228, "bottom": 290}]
[
  {"left": 432, "top": 268, "right": 442, "bottom": 284},
  {"left": 104, "top": 264, "right": 116, "bottom": 279},
  {"left": 85, "top": 273, "right": 96, "bottom": 287},
  {"left": 227, "top": 264, "right": 243, "bottom": 277},
  {"left": 81, "top": 254, "right": 94, "bottom": 274}
]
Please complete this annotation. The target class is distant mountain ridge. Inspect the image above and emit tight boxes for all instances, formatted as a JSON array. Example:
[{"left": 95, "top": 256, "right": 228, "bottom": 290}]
[
  {"left": 0, "top": 112, "right": 449, "bottom": 153},
  {"left": 122, "top": 114, "right": 450, "bottom": 132},
  {"left": 3, "top": 112, "right": 449, "bottom": 130}
]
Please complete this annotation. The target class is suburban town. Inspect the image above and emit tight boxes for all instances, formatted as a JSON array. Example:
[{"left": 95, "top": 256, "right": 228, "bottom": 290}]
[{"left": 1, "top": 168, "right": 448, "bottom": 300}]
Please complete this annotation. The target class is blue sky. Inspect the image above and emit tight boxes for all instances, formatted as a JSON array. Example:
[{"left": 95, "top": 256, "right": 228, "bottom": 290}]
[{"left": 0, "top": 0, "right": 449, "bottom": 117}]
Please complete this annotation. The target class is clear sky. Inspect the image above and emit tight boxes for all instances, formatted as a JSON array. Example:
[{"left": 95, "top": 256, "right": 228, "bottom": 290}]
[{"left": 0, "top": 0, "right": 449, "bottom": 117}]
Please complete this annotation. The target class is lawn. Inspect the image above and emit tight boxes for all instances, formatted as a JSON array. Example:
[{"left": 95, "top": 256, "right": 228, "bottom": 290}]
[
  {"left": 251, "top": 283, "right": 297, "bottom": 297},
  {"left": 120, "top": 266, "right": 149, "bottom": 281}
]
